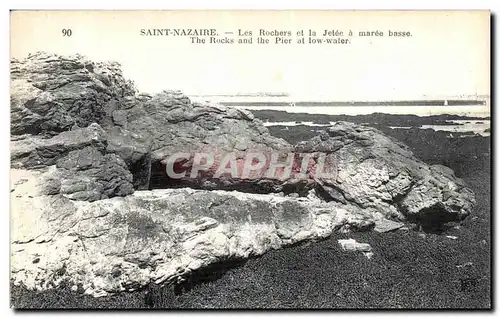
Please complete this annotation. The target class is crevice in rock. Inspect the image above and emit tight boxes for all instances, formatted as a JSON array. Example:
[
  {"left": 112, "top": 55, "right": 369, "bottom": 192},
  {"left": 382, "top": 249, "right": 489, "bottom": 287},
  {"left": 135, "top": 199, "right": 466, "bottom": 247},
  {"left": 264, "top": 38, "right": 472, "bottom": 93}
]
[
  {"left": 314, "top": 183, "right": 347, "bottom": 204},
  {"left": 147, "top": 160, "right": 313, "bottom": 197},
  {"left": 404, "top": 203, "right": 460, "bottom": 233},
  {"left": 129, "top": 153, "right": 151, "bottom": 190}
]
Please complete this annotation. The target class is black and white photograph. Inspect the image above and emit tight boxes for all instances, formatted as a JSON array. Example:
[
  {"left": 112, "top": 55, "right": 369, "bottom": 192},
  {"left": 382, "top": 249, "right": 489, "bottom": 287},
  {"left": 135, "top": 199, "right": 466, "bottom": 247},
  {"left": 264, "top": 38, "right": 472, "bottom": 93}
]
[{"left": 8, "top": 10, "right": 491, "bottom": 310}]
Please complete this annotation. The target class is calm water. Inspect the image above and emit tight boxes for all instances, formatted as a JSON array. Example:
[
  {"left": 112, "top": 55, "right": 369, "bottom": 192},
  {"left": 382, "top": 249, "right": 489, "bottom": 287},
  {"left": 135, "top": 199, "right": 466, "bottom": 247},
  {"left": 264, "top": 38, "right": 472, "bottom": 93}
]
[
  {"left": 234, "top": 105, "right": 490, "bottom": 118},
  {"left": 191, "top": 95, "right": 490, "bottom": 117},
  {"left": 263, "top": 121, "right": 331, "bottom": 127},
  {"left": 192, "top": 96, "right": 491, "bottom": 136},
  {"left": 421, "top": 120, "right": 491, "bottom": 136},
  {"left": 265, "top": 120, "right": 491, "bottom": 137}
]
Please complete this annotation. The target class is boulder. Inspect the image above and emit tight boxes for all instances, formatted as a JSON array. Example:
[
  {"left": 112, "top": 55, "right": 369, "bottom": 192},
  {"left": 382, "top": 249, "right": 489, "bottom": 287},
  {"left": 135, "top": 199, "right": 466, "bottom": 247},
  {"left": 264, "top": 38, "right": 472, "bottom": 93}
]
[
  {"left": 11, "top": 123, "right": 107, "bottom": 169},
  {"left": 11, "top": 52, "right": 136, "bottom": 135},
  {"left": 11, "top": 168, "right": 375, "bottom": 297},
  {"left": 295, "top": 122, "right": 475, "bottom": 223}
]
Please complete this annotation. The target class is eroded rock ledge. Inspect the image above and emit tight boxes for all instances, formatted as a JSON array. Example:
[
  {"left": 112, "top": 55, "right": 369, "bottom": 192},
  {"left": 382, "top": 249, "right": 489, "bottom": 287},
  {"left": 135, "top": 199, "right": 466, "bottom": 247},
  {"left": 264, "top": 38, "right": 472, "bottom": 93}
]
[
  {"left": 10, "top": 52, "right": 475, "bottom": 297},
  {"left": 11, "top": 168, "right": 374, "bottom": 297}
]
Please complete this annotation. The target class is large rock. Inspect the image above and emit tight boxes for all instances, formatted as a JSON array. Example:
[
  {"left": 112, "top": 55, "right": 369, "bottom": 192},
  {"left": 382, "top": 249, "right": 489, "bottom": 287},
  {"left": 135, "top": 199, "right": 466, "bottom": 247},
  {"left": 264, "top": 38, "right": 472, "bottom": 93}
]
[
  {"left": 10, "top": 53, "right": 292, "bottom": 193},
  {"left": 11, "top": 52, "right": 136, "bottom": 135},
  {"left": 112, "top": 92, "right": 293, "bottom": 191},
  {"left": 295, "top": 122, "right": 475, "bottom": 224},
  {"left": 11, "top": 168, "right": 374, "bottom": 297},
  {"left": 11, "top": 123, "right": 107, "bottom": 169}
]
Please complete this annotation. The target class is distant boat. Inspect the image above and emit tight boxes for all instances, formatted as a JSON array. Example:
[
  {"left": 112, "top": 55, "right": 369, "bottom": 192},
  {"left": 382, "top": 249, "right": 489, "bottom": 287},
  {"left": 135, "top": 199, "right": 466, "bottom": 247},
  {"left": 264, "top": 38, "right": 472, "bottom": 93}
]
[
  {"left": 444, "top": 99, "right": 448, "bottom": 106},
  {"left": 289, "top": 102, "right": 296, "bottom": 107}
]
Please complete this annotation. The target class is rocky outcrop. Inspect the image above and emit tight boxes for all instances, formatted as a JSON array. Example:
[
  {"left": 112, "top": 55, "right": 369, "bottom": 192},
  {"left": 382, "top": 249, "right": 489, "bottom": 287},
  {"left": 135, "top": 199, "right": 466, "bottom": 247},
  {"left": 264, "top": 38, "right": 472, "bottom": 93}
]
[
  {"left": 11, "top": 53, "right": 292, "bottom": 196},
  {"left": 10, "top": 53, "right": 476, "bottom": 297},
  {"left": 11, "top": 123, "right": 107, "bottom": 169},
  {"left": 113, "top": 94, "right": 292, "bottom": 191},
  {"left": 11, "top": 168, "right": 374, "bottom": 297},
  {"left": 11, "top": 52, "right": 136, "bottom": 135},
  {"left": 295, "top": 123, "right": 475, "bottom": 224},
  {"left": 11, "top": 124, "right": 134, "bottom": 201}
]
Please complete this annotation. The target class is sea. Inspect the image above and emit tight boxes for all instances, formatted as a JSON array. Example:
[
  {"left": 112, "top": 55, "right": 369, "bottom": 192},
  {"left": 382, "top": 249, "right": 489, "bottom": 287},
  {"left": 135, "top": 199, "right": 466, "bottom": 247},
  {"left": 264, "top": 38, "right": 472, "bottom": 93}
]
[{"left": 191, "top": 96, "right": 491, "bottom": 137}]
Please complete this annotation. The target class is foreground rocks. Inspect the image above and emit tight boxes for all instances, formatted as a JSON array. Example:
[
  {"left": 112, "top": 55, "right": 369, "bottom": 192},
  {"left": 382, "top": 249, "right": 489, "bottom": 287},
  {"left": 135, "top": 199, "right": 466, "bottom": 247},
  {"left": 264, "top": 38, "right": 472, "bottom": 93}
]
[
  {"left": 12, "top": 124, "right": 134, "bottom": 201},
  {"left": 11, "top": 168, "right": 374, "bottom": 297},
  {"left": 10, "top": 52, "right": 476, "bottom": 297}
]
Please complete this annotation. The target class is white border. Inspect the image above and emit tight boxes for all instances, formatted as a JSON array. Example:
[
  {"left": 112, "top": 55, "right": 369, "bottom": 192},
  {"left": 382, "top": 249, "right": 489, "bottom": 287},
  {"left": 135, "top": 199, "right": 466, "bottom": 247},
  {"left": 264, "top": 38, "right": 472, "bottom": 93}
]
[
  {"left": 2, "top": 0, "right": 497, "bottom": 317},
  {"left": 2, "top": 0, "right": 498, "bottom": 10}
]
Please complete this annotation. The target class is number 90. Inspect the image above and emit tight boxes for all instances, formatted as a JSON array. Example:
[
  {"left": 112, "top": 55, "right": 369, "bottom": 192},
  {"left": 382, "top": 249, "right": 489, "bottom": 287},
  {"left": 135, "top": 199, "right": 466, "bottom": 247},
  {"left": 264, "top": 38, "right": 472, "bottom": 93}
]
[{"left": 62, "top": 29, "right": 72, "bottom": 37}]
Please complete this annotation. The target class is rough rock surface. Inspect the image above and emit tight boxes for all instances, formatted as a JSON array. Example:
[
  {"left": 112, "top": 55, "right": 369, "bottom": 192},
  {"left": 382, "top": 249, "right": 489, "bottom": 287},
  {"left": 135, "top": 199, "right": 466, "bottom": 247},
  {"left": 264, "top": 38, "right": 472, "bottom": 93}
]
[
  {"left": 295, "top": 123, "right": 475, "bottom": 224},
  {"left": 11, "top": 123, "right": 107, "bottom": 169},
  {"left": 11, "top": 124, "right": 134, "bottom": 201},
  {"left": 11, "top": 52, "right": 292, "bottom": 195},
  {"left": 373, "top": 219, "right": 405, "bottom": 233},
  {"left": 115, "top": 94, "right": 292, "bottom": 191},
  {"left": 11, "top": 168, "right": 374, "bottom": 297},
  {"left": 10, "top": 53, "right": 476, "bottom": 297},
  {"left": 11, "top": 52, "right": 136, "bottom": 135},
  {"left": 105, "top": 126, "right": 152, "bottom": 190}
]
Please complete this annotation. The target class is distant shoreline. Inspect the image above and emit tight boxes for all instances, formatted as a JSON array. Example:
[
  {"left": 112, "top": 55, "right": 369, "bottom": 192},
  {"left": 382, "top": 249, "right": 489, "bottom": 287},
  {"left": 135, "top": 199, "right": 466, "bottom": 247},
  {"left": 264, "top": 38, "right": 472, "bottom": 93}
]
[
  {"left": 218, "top": 100, "right": 486, "bottom": 107},
  {"left": 249, "top": 109, "right": 491, "bottom": 124}
]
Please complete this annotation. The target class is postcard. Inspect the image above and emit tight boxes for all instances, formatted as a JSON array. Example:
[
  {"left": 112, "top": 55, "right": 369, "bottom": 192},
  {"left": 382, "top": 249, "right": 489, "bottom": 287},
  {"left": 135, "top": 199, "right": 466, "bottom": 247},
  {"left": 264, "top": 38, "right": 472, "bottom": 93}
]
[{"left": 10, "top": 10, "right": 491, "bottom": 309}]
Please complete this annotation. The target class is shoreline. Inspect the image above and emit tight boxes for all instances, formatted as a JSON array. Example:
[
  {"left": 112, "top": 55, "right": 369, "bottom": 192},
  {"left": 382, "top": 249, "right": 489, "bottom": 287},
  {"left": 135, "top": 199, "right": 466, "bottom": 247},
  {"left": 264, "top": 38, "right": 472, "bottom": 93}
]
[{"left": 236, "top": 106, "right": 490, "bottom": 118}]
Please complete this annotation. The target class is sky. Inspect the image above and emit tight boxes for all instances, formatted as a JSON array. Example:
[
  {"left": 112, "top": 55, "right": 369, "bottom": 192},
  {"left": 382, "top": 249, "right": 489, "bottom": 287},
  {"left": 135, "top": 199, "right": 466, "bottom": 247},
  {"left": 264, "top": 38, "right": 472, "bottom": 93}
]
[{"left": 10, "top": 10, "right": 490, "bottom": 101}]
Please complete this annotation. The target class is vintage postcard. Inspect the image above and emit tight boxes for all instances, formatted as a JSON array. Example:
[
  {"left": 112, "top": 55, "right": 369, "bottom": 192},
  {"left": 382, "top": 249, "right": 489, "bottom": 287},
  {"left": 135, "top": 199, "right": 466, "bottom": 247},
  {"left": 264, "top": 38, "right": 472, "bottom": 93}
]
[{"left": 9, "top": 10, "right": 491, "bottom": 309}]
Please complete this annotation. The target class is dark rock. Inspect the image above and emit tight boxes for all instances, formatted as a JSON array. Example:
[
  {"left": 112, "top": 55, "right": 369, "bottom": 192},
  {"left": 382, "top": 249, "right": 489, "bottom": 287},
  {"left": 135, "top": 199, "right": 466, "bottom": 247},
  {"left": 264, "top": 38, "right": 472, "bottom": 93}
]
[
  {"left": 11, "top": 123, "right": 107, "bottom": 169},
  {"left": 106, "top": 126, "right": 152, "bottom": 190},
  {"left": 117, "top": 92, "right": 292, "bottom": 191},
  {"left": 11, "top": 52, "right": 136, "bottom": 135},
  {"left": 51, "top": 146, "right": 134, "bottom": 201}
]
